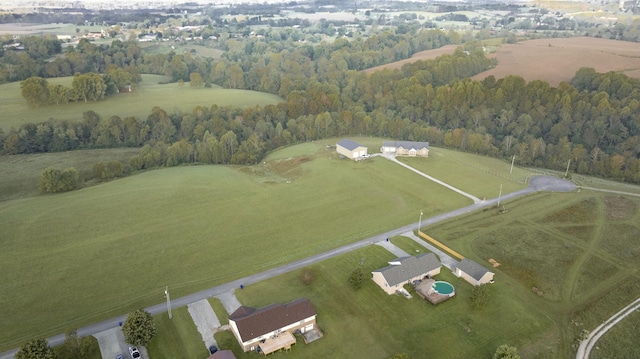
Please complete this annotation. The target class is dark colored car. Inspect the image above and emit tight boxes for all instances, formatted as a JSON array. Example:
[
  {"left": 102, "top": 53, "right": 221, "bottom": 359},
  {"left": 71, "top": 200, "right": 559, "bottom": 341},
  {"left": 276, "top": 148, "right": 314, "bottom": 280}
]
[{"left": 208, "top": 345, "right": 218, "bottom": 354}]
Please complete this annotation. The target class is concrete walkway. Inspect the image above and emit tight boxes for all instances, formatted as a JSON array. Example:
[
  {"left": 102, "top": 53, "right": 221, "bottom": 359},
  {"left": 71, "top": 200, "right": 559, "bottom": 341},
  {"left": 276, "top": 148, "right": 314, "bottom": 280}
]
[
  {"left": 576, "top": 297, "right": 640, "bottom": 359},
  {"left": 402, "top": 231, "right": 459, "bottom": 271},
  {"left": 379, "top": 154, "right": 482, "bottom": 203},
  {"left": 375, "top": 240, "right": 410, "bottom": 258},
  {"left": 215, "top": 291, "right": 243, "bottom": 315},
  {"left": 187, "top": 299, "right": 221, "bottom": 350}
]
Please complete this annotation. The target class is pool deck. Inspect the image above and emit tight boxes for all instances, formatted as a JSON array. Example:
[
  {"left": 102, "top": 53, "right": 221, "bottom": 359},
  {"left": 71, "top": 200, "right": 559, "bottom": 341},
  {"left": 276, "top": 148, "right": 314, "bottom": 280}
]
[{"left": 414, "top": 279, "right": 454, "bottom": 305}]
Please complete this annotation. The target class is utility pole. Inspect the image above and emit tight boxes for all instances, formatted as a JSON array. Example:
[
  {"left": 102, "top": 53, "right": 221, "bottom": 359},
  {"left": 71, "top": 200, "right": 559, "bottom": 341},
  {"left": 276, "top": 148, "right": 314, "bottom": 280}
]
[
  {"left": 497, "top": 184, "right": 503, "bottom": 209},
  {"left": 565, "top": 159, "right": 571, "bottom": 178},
  {"left": 418, "top": 210, "right": 423, "bottom": 233},
  {"left": 510, "top": 155, "right": 515, "bottom": 174},
  {"left": 165, "top": 286, "right": 172, "bottom": 319}
]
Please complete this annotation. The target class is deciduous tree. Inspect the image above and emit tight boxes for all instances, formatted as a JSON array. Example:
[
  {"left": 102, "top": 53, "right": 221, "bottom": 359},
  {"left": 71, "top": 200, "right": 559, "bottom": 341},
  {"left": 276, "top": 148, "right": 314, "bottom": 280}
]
[
  {"left": 122, "top": 309, "right": 156, "bottom": 347},
  {"left": 15, "top": 338, "right": 55, "bottom": 359}
]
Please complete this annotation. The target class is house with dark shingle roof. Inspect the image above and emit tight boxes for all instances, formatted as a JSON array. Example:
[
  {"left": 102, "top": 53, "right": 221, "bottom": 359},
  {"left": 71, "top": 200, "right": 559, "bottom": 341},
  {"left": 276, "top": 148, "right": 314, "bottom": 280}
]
[
  {"left": 228, "top": 298, "right": 317, "bottom": 353},
  {"left": 371, "top": 253, "right": 442, "bottom": 295},
  {"left": 455, "top": 258, "right": 495, "bottom": 286},
  {"left": 336, "top": 139, "right": 368, "bottom": 160},
  {"left": 381, "top": 141, "right": 429, "bottom": 157}
]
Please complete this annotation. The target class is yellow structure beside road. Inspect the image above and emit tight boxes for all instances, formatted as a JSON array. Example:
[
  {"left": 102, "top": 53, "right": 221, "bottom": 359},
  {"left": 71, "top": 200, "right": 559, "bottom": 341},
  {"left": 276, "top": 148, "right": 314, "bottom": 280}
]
[{"left": 418, "top": 231, "right": 465, "bottom": 260}]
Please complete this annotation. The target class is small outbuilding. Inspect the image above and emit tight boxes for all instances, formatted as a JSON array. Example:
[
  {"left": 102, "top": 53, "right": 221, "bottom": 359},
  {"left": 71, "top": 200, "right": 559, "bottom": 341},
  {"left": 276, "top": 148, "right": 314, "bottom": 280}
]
[
  {"left": 371, "top": 253, "right": 442, "bottom": 295},
  {"left": 455, "top": 258, "right": 495, "bottom": 286},
  {"left": 381, "top": 141, "right": 429, "bottom": 157},
  {"left": 336, "top": 139, "right": 368, "bottom": 160}
]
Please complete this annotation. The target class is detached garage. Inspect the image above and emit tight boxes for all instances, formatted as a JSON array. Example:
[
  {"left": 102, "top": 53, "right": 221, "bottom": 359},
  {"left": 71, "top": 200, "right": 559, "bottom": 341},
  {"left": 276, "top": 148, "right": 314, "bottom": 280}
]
[{"left": 336, "top": 139, "right": 368, "bottom": 160}]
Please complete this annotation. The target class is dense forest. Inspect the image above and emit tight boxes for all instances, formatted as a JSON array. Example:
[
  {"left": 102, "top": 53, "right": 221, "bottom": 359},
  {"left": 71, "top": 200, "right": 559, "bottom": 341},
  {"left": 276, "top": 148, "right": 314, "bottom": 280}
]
[{"left": 2, "top": 27, "right": 640, "bottom": 187}]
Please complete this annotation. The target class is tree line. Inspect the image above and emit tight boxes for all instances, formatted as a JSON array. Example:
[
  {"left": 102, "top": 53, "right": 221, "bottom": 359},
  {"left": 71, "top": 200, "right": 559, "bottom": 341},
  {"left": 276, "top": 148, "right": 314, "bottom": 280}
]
[{"left": 2, "top": 27, "right": 640, "bottom": 185}]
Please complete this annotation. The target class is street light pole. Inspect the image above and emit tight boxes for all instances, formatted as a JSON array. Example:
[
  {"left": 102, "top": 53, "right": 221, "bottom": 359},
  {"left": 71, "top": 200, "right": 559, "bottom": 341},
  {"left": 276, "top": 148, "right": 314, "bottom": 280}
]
[
  {"left": 418, "top": 210, "right": 423, "bottom": 233},
  {"left": 165, "top": 286, "right": 172, "bottom": 319}
]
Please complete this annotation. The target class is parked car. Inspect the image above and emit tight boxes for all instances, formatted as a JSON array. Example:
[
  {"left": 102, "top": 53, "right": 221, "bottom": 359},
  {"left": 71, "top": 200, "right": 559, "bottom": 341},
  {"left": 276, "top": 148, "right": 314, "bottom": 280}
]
[
  {"left": 208, "top": 345, "right": 218, "bottom": 354},
  {"left": 129, "top": 347, "right": 141, "bottom": 359},
  {"left": 116, "top": 355, "right": 123, "bottom": 359}
]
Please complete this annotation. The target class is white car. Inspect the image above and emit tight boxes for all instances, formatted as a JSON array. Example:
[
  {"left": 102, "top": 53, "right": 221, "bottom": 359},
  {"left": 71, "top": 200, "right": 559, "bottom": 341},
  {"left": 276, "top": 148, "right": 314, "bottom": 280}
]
[
  {"left": 362, "top": 154, "right": 371, "bottom": 158},
  {"left": 129, "top": 347, "right": 141, "bottom": 359}
]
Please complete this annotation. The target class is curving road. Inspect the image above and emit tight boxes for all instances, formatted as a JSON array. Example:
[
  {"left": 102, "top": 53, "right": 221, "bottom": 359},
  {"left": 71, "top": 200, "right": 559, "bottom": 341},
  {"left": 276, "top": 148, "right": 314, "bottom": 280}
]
[
  {"left": 576, "top": 297, "right": 640, "bottom": 359},
  {"left": 0, "top": 174, "right": 576, "bottom": 359}
]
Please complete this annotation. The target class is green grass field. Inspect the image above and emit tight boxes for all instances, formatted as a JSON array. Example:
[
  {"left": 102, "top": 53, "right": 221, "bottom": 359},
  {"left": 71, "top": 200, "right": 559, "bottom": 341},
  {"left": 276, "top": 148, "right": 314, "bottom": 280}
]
[
  {"left": 0, "top": 74, "right": 283, "bottom": 132},
  {"left": 228, "top": 245, "right": 551, "bottom": 359},
  {"left": 398, "top": 146, "right": 534, "bottom": 198},
  {"left": 3, "top": 140, "right": 640, "bottom": 357},
  {"left": 0, "top": 148, "right": 140, "bottom": 201},
  {"left": 0, "top": 141, "right": 472, "bottom": 350},
  {"left": 147, "top": 307, "right": 208, "bottom": 359}
]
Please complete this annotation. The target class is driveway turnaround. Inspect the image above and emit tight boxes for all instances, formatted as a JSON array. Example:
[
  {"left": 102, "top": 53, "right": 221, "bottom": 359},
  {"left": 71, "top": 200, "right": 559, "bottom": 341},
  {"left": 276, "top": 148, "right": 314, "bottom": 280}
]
[
  {"left": 188, "top": 299, "right": 220, "bottom": 350},
  {"left": 0, "top": 175, "right": 577, "bottom": 359}
]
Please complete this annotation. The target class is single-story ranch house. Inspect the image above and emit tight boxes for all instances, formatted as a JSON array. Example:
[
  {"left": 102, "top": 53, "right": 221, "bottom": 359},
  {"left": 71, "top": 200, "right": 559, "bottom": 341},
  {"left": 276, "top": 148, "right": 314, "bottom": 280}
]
[
  {"left": 336, "top": 139, "right": 368, "bottom": 160},
  {"left": 372, "top": 253, "right": 442, "bottom": 295},
  {"left": 228, "top": 298, "right": 319, "bottom": 354},
  {"left": 381, "top": 141, "right": 429, "bottom": 157},
  {"left": 455, "top": 258, "right": 495, "bottom": 286}
]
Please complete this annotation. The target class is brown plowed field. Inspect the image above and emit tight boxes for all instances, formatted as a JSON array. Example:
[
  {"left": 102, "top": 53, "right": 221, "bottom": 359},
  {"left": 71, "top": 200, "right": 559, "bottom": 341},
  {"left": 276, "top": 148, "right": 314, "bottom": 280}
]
[
  {"left": 363, "top": 37, "right": 640, "bottom": 86},
  {"left": 363, "top": 44, "right": 459, "bottom": 74},
  {"left": 472, "top": 37, "right": 640, "bottom": 86}
]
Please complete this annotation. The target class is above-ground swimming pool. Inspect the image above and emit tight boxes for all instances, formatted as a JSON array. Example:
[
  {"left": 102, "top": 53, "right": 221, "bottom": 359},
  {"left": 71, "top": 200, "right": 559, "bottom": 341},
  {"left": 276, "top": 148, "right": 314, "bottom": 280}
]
[{"left": 432, "top": 281, "right": 455, "bottom": 296}]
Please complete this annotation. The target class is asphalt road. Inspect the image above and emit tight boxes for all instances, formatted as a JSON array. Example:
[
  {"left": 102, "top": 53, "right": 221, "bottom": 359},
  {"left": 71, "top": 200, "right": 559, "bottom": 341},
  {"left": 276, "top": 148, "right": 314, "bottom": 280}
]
[{"left": 0, "top": 175, "right": 576, "bottom": 359}]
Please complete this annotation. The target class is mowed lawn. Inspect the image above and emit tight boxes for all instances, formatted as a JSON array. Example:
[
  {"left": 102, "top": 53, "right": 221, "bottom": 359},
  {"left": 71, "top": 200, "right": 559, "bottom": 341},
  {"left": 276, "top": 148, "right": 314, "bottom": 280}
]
[
  {"left": 225, "top": 245, "right": 551, "bottom": 359},
  {"left": 0, "top": 142, "right": 471, "bottom": 350},
  {"left": 397, "top": 146, "right": 536, "bottom": 198},
  {"left": 0, "top": 74, "right": 283, "bottom": 131}
]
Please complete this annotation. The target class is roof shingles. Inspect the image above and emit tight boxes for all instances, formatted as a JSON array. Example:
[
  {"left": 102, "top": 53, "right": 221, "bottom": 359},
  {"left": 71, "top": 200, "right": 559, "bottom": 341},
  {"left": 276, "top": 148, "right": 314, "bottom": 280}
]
[
  {"left": 374, "top": 253, "right": 441, "bottom": 287},
  {"left": 230, "top": 299, "right": 316, "bottom": 343},
  {"left": 457, "top": 258, "right": 492, "bottom": 281}
]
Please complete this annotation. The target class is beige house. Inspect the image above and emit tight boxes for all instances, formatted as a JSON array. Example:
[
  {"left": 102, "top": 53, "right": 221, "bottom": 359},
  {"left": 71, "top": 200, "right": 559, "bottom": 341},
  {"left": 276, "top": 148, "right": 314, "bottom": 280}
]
[
  {"left": 381, "top": 141, "right": 429, "bottom": 157},
  {"left": 371, "top": 253, "right": 442, "bottom": 295},
  {"left": 228, "top": 299, "right": 318, "bottom": 354},
  {"left": 455, "top": 258, "right": 495, "bottom": 286},
  {"left": 336, "top": 139, "right": 368, "bottom": 160}
]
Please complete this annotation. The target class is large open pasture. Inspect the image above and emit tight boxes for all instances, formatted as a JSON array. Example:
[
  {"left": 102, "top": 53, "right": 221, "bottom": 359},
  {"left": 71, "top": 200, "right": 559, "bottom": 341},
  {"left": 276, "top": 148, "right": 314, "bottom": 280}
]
[
  {"left": 472, "top": 37, "right": 640, "bottom": 86},
  {"left": 0, "top": 141, "right": 476, "bottom": 350},
  {"left": 0, "top": 74, "right": 283, "bottom": 132},
  {"left": 363, "top": 44, "right": 460, "bottom": 74}
]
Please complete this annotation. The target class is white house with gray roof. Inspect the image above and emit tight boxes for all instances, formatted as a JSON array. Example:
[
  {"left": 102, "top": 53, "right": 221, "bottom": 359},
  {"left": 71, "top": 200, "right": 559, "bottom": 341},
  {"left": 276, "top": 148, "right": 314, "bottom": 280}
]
[
  {"left": 372, "top": 253, "right": 441, "bottom": 295},
  {"left": 336, "top": 139, "right": 368, "bottom": 160},
  {"left": 381, "top": 141, "right": 429, "bottom": 157},
  {"left": 455, "top": 258, "right": 494, "bottom": 286}
]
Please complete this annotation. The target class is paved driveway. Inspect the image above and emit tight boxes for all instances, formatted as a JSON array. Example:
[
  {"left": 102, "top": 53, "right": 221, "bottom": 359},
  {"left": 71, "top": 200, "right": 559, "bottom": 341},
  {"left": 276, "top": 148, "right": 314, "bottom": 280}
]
[
  {"left": 94, "top": 327, "right": 126, "bottom": 359},
  {"left": 215, "top": 291, "right": 242, "bottom": 315}
]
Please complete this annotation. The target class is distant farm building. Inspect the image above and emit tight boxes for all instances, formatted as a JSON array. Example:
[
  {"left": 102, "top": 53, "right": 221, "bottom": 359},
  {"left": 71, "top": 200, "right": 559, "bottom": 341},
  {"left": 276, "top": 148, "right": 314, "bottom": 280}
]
[
  {"left": 336, "top": 139, "right": 368, "bottom": 160},
  {"left": 371, "top": 253, "right": 442, "bottom": 295},
  {"left": 381, "top": 141, "right": 429, "bottom": 157},
  {"left": 228, "top": 298, "right": 322, "bottom": 355},
  {"left": 455, "top": 258, "right": 495, "bottom": 286}
]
